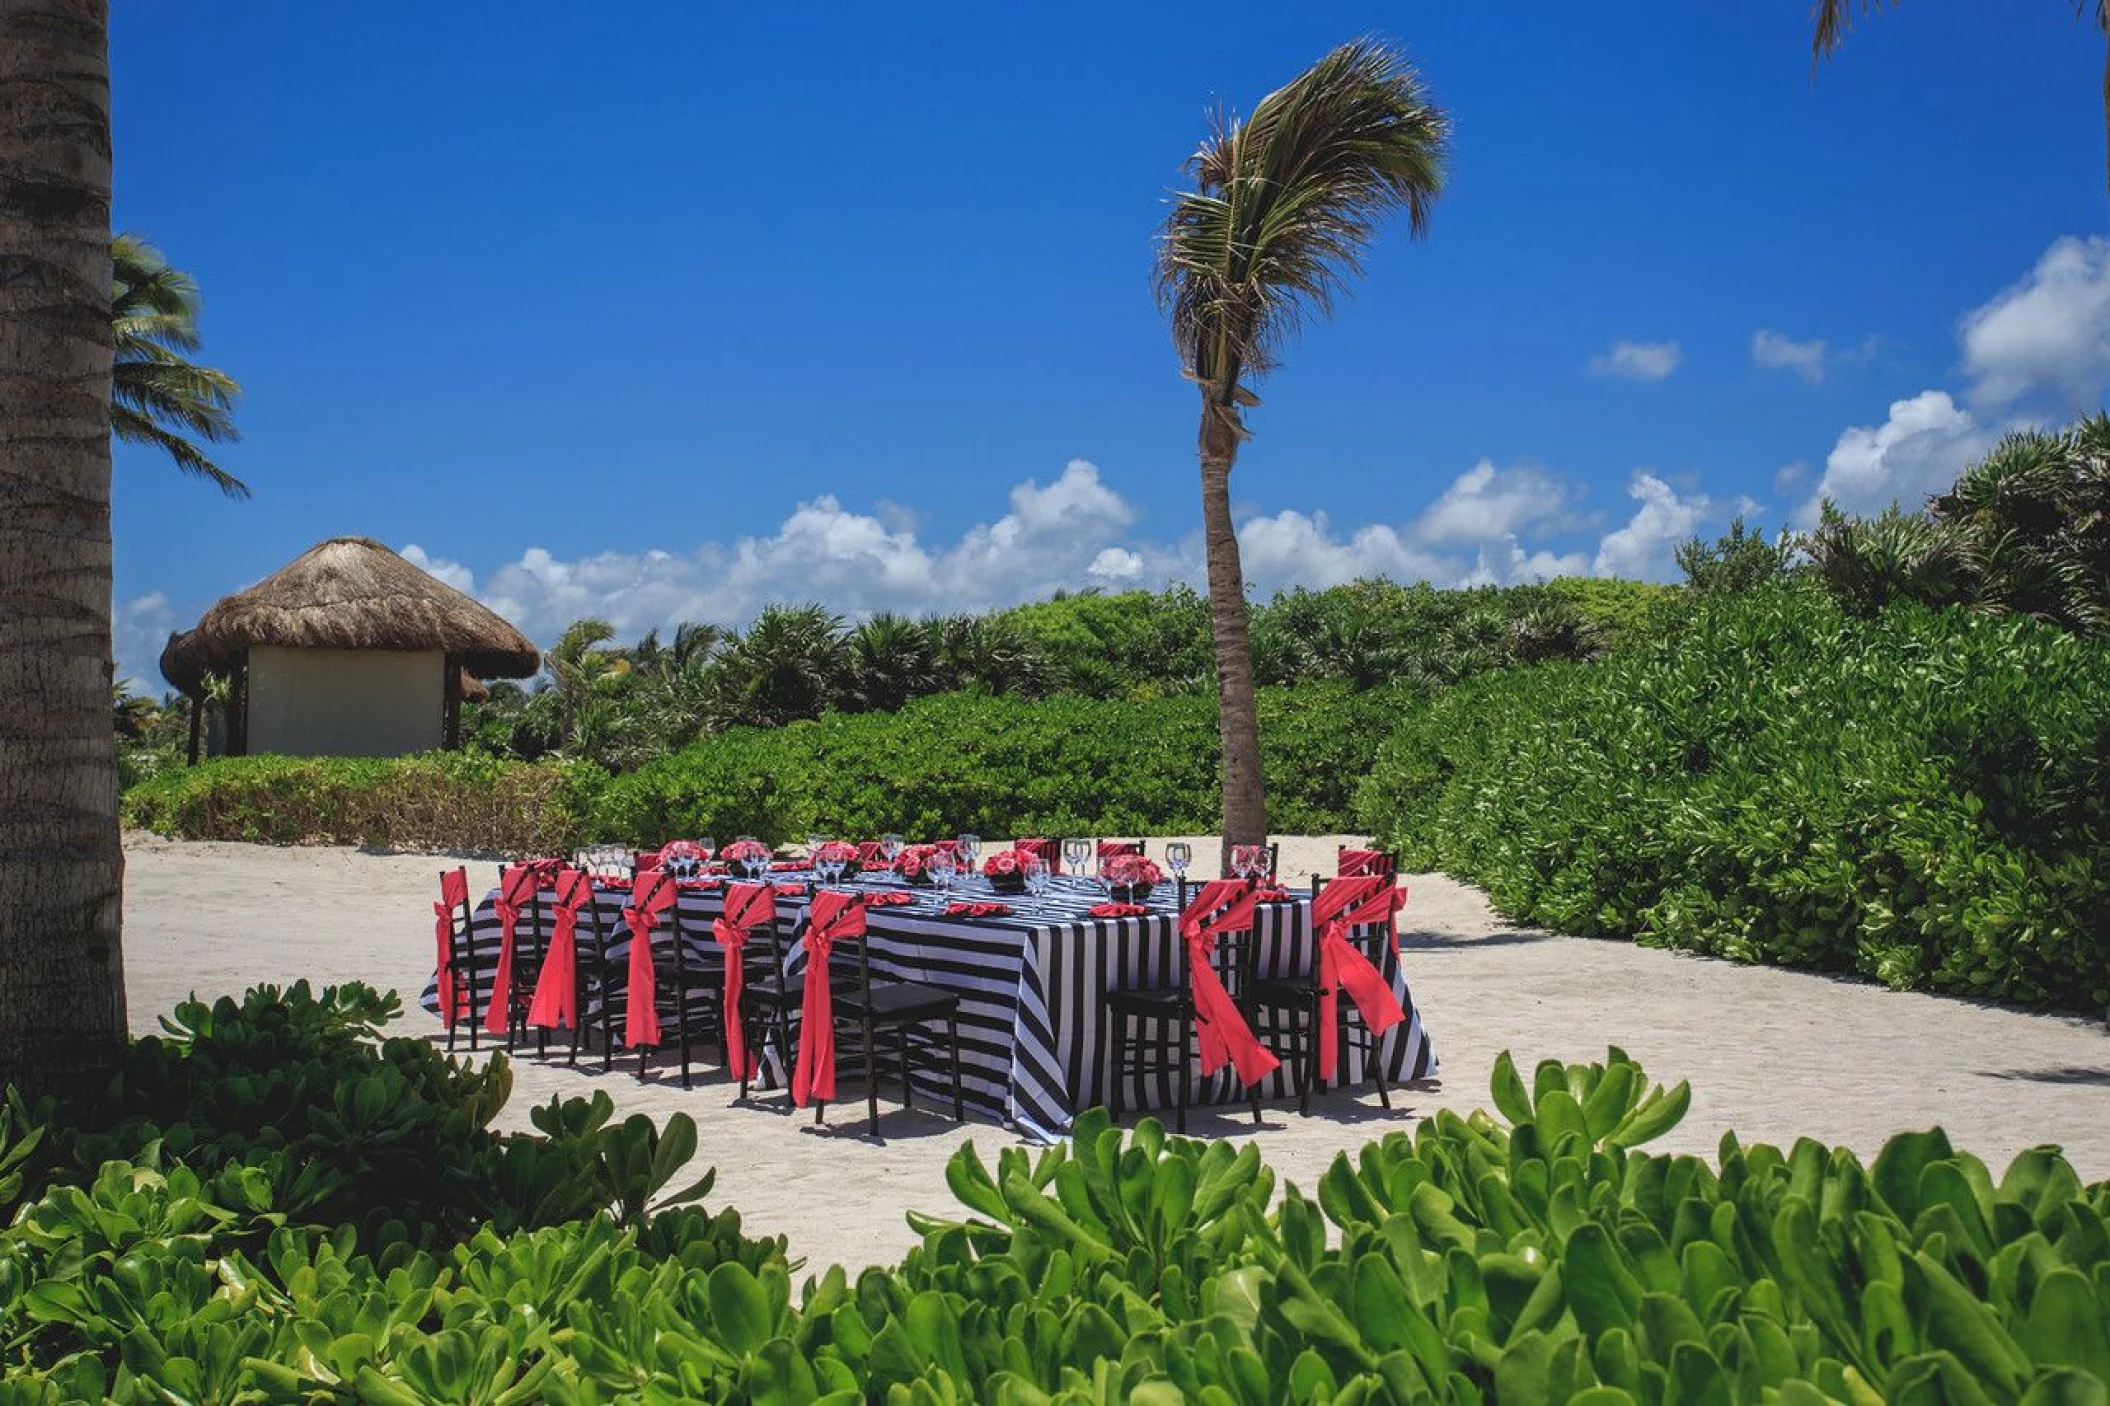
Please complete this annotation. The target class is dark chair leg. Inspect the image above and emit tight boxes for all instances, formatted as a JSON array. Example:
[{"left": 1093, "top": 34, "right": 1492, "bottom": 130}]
[
  {"left": 675, "top": 945, "right": 692, "bottom": 1091},
  {"left": 1109, "top": 1011, "right": 1127, "bottom": 1123},
  {"left": 947, "top": 1013, "right": 965, "bottom": 1122},
  {"left": 898, "top": 1027, "right": 915, "bottom": 1113},
  {"left": 864, "top": 1017, "right": 881, "bottom": 1137},
  {"left": 1175, "top": 1016, "right": 1190, "bottom": 1136},
  {"left": 1371, "top": 1019, "right": 1392, "bottom": 1109}
]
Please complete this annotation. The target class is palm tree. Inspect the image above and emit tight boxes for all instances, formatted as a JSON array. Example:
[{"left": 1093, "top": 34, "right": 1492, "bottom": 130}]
[
  {"left": 706, "top": 604, "right": 849, "bottom": 730},
  {"left": 0, "top": 0, "right": 128, "bottom": 1093},
  {"left": 112, "top": 232, "right": 247, "bottom": 498},
  {"left": 1155, "top": 37, "right": 1449, "bottom": 866},
  {"left": 846, "top": 613, "right": 940, "bottom": 712},
  {"left": 1812, "top": 2, "right": 2110, "bottom": 197}
]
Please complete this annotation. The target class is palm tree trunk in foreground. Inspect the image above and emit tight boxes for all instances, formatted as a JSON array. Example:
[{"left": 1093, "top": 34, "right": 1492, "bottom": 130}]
[
  {"left": 0, "top": 0, "right": 127, "bottom": 1094},
  {"left": 1200, "top": 442, "right": 1268, "bottom": 878}
]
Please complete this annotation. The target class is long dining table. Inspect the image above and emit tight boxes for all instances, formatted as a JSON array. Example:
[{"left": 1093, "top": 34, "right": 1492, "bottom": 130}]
[{"left": 425, "top": 867, "right": 1438, "bottom": 1141}]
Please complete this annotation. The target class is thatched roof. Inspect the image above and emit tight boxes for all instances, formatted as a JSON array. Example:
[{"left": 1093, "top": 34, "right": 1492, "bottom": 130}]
[{"left": 160, "top": 536, "right": 540, "bottom": 695}]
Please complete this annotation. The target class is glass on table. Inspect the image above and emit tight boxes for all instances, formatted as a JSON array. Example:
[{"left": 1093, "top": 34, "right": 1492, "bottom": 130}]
[
  {"left": 929, "top": 849, "right": 957, "bottom": 897},
  {"left": 880, "top": 833, "right": 904, "bottom": 866},
  {"left": 1231, "top": 844, "right": 1264, "bottom": 881},
  {"left": 1023, "top": 856, "right": 1050, "bottom": 897},
  {"left": 1165, "top": 842, "right": 1192, "bottom": 884},
  {"left": 1061, "top": 836, "right": 1090, "bottom": 876}
]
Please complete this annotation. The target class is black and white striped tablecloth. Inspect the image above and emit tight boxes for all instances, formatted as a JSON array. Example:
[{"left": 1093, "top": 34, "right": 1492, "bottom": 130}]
[{"left": 423, "top": 873, "right": 1438, "bottom": 1142}]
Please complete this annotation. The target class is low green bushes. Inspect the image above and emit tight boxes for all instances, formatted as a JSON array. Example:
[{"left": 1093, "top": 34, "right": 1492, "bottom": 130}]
[
  {"left": 121, "top": 751, "right": 611, "bottom": 854},
  {"left": 7, "top": 988, "right": 2106, "bottom": 1401},
  {"left": 594, "top": 682, "right": 1407, "bottom": 845},
  {"left": 1356, "top": 583, "right": 2110, "bottom": 1011}
]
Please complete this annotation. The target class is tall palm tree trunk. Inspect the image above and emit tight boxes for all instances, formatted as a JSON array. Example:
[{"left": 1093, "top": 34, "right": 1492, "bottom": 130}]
[
  {"left": 0, "top": 0, "right": 127, "bottom": 1093},
  {"left": 1200, "top": 419, "right": 1267, "bottom": 875}
]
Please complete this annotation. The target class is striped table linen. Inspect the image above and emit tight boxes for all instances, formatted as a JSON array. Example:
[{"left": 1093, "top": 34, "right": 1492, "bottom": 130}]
[{"left": 423, "top": 872, "right": 1438, "bottom": 1141}]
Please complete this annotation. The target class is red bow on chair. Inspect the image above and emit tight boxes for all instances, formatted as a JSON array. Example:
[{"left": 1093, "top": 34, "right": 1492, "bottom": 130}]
[
  {"left": 622, "top": 871, "right": 677, "bottom": 1049},
  {"left": 712, "top": 882, "right": 777, "bottom": 1081},
  {"left": 1178, "top": 879, "right": 1280, "bottom": 1086},
  {"left": 484, "top": 864, "right": 545, "bottom": 1036},
  {"left": 792, "top": 890, "right": 865, "bottom": 1106},
  {"left": 526, "top": 868, "right": 592, "bottom": 1030},
  {"left": 1311, "top": 875, "right": 1408, "bottom": 1081},
  {"left": 1337, "top": 848, "right": 1392, "bottom": 878},
  {"left": 432, "top": 869, "right": 470, "bottom": 1020}
]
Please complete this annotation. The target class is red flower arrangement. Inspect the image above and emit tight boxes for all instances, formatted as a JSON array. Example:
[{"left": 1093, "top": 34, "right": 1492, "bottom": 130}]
[
  {"left": 892, "top": 844, "right": 945, "bottom": 884},
  {"left": 720, "top": 839, "right": 771, "bottom": 870},
  {"left": 813, "top": 840, "right": 861, "bottom": 876},
  {"left": 1102, "top": 852, "right": 1162, "bottom": 903},
  {"left": 982, "top": 848, "right": 1027, "bottom": 893}
]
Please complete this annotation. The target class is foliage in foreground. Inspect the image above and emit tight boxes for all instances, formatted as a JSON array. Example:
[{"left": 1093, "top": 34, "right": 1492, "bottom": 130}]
[
  {"left": 3, "top": 986, "right": 2105, "bottom": 1403},
  {"left": 1357, "top": 583, "right": 2110, "bottom": 1011}
]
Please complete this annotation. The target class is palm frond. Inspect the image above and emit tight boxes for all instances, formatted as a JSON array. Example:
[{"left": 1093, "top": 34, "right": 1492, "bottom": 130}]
[
  {"left": 110, "top": 408, "right": 251, "bottom": 498},
  {"left": 109, "top": 232, "right": 247, "bottom": 496},
  {"left": 1155, "top": 37, "right": 1449, "bottom": 403}
]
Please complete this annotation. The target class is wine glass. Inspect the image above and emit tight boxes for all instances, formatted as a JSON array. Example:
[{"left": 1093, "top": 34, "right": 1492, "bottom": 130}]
[
  {"left": 1023, "top": 856, "right": 1050, "bottom": 897},
  {"left": 1166, "top": 842, "right": 1192, "bottom": 885},
  {"left": 880, "top": 833, "right": 904, "bottom": 866},
  {"left": 930, "top": 848, "right": 956, "bottom": 899},
  {"left": 1232, "top": 844, "right": 1262, "bottom": 881},
  {"left": 1062, "top": 836, "right": 1089, "bottom": 878},
  {"left": 806, "top": 833, "right": 824, "bottom": 866},
  {"left": 697, "top": 836, "right": 714, "bottom": 866}
]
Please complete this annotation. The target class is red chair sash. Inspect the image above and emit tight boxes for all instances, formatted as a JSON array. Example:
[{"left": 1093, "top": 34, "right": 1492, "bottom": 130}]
[
  {"left": 526, "top": 868, "right": 592, "bottom": 1029},
  {"left": 485, "top": 864, "right": 544, "bottom": 1036},
  {"left": 712, "top": 882, "right": 777, "bottom": 1080},
  {"left": 1176, "top": 880, "right": 1279, "bottom": 1086},
  {"left": 1098, "top": 840, "right": 1142, "bottom": 859},
  {"left": 856, "top": 840, "right": 886, "bottom": 864},
  {"left": 432, "top": 869, "right": 470, "bottom": 1020},
  {"left": 792, "top": 891, "right": 866, "bottom": 1107},
  {"left": 1013, "top": 837, "right": 1060, "bottom": 874},
  {"left": 622, "top": 871, "right": 677, "bottom": 1049},
  {"left": 1311, "top": 876, "right": 1408, "bottom": 1080},
  {"left": 1338, "top": 848, "right": 1392, "bottom": 878}
]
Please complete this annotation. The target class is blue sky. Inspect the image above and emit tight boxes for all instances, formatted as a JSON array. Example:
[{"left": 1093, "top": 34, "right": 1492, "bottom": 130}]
[{"left": 111, "top": 3, "right": 2109, "bottom": 688}]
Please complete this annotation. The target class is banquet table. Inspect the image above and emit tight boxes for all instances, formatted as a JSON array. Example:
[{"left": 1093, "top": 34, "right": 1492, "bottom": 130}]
[{"left": 425, "top": 870, "right": 1438, "bottom": 1141}]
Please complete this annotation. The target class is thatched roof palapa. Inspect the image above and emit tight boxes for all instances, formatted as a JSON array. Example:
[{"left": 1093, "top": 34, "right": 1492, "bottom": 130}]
[{"left": 160, "top": 536, "right": 539, "bottom": 696}]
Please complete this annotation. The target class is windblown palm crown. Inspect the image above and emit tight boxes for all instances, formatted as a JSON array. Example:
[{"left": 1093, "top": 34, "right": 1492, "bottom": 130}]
[{"left": 112, "top": 233, "right": 248, "bottom": 498}]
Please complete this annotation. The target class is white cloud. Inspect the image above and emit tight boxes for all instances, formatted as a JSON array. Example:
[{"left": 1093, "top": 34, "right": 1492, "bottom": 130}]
[
  {"left": 398, "top": 544, "right": 477, "bottom": 595},
  {"left": 1592, "top": 473, "right": 1711, "bottom": 580},
  {"left": 1587, "top": 340, "right": 1681, "bottom": 383},
  {"left": 1752, "top": 329, "right": 1828, "bottom": 385},
  {"left": 112, "top": 591, "right": 180, "bottom": 694},
  {"left": 1961, "top": 234, "right": 2110, "bottom": 411},
  {"left": 1410, "top": 459, "right": 1579, "bottom": 545},
  {"left": 1797, "top": 389, "right": 1998, "bottom": 525}
]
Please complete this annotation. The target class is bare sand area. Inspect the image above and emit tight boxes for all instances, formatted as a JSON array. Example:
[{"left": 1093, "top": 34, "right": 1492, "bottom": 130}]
[{"left": 122, "top": 833, "right": 2109, "bottom": 1272}]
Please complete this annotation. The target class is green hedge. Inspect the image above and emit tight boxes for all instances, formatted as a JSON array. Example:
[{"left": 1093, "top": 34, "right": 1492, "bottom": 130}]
[
  {"left": 120, "top": 751, "right": 611, "bottom": 854},
  {"left": 594, "top": 682, "right": 1408, "bottom": 846},
  {"left": 1356, "top": 583, "right": 2110, "bottom": 1011},
  {"left": 6, "top": 989, "right": 2107, "bottom": 1401}
]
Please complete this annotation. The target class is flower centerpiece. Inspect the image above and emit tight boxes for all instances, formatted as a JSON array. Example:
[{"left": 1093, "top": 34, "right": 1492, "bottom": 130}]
[
  {"left": 982, "top": 848, "right": 1027, "bottom": 894},
  {"left": 1102, "top": 853, "right": 1162, "bottom": 905},
  {"left": 813, "top": 840, "right": 861, "bottom": 878},
  {"left": 893, "top": 844, "right": 941, "bottom": 885},
  {"left": 720, "top": 839, "right": 771, "bottom": 874}
]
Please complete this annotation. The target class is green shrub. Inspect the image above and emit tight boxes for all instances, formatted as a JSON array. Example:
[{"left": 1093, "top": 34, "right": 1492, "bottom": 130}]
[
  {"left": 7, "top": 1026, "right": 2106, "bottom": 1401},
  {"left": 121, "top": 751, "right": 611, "bottom": 853},
  {"left": 1357, "top": 582, "right": 2110, "bottom": 1010},
  {"left": 594, "top": 683, "right": 1406, "bottom": 845}
]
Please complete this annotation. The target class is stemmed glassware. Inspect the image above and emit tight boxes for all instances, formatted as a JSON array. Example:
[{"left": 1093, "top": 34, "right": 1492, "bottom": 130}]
[
  {"left": 1166, "top": 842, "right": 1192, "bottom": 887},
  {"left": 1231, "top": 844, "right": 1264, "bottom": 881},
  {"left": 736, "top": 835, "right": 767, "bottom": 883},
  {"left": 1062, "top": 837, "right": 1089, "bottom": 879},
  {"left": 929, "top": 848, "right": 957, "bottom": 900},
  {"left": 956, "top": 834, "right": 980, "bottom": 891},
  {"left": 697, "top": 837, "right": 714, "bottom": 868},
  {"left": 816, "top": 840, "right": 844, "bottom": 887},
  {"left": 880, "top": 833, "right": 904, "bottom": 866},
  {"left": 1023, "top": 856, "right": 1050, "bottom": 898}
]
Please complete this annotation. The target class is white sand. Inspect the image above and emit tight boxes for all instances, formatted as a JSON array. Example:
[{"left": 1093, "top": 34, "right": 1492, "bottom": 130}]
[{"left": 121, "top": 833, "right": 2110, "bottom": 1272}]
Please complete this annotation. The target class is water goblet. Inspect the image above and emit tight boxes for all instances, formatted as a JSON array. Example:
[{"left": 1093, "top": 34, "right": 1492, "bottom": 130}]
[
  {"left": 1023, "top": 856, "right": 1050, "bottom": 898},
  {"left": 1232, "top": 844, "right": 1262, "bottom": 881},
  {"left": 697, "top": 836, "right": 714, "bottom": 865},
  {"left": 930, "top": 849, "right": 957, "bottom": 898},
  {"left": 806, "top": 834, "right": 824, "bottom": 866},
  {"left": 1166, "top": 842, "right": 1192, "bottom": 884},
  {"left": 1062, "top": 836, "right": 1089, "bottom": 876},
  {"left": 880, "top": 833, "right": 904, "bottom": 866}
]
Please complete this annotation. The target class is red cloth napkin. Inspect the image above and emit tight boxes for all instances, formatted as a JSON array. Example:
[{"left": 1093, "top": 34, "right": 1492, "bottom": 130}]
[
  {"left": 945, "top": 901, "right": 1013, "bottom": 918},
  {"left": 773, "top": 882, "right": 808, "bottom": 898},
  {"left": 865, "top": 890, "right": 916, "bottom": 906},
  {"left": 1089, "top": 902, "right": 1149, "bottom": 918},
  {"left": 1254, "top": 886, "right": 1293, "bottom": 903},
  {"left": 678, "top": 877, "right": 725, "bottom": 890},
  {"left": 768, "top": 860, "right": 804, "bottom": 872}
]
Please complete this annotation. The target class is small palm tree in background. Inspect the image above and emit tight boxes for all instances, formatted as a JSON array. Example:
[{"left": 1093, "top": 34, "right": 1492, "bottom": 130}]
[
  {"left": 112, "top": 233, "right": 247, "bottom": 498},
  {"left": 1156, "top": 37, "right": 1449, "bottom": 865},
  {"left": 707, "top": 604, "right": 849, "bottom": 730},
  {"left": 847, "top": 613, "right": 940, "bottom": 713},
  {"left": 1812, "top": 2, "right": 2110, "bottom": 197}
]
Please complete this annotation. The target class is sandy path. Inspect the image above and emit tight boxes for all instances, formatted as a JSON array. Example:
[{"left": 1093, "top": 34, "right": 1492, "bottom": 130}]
[{"left": 121, "top": 833, "right": 2110, "bottom": 1272}]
